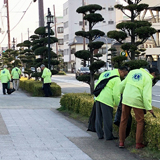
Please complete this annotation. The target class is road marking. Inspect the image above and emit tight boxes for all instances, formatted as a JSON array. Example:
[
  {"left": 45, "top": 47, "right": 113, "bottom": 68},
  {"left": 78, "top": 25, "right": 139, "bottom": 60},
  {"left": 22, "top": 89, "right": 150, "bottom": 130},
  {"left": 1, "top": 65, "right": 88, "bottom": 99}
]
[
  {"left": 152, "top": 100, "right": 160, "bottom": 103},
  {"left": 153, "top": 94, "right": 160, "bottom": 97}
]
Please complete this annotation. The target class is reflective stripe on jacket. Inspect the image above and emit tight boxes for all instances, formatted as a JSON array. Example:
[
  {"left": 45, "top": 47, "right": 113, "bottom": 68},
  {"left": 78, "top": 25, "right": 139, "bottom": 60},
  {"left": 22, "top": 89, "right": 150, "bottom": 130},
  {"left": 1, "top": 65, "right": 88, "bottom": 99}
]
[
  {"left": 95, "top": 69, "right": 121, "bottom": 108},
  {"left": 0, "top": 68, "right": 11, "bottom": 83},
  {"left": 11, "top": 67, "right": 21, "bottom": 79},
  {"left": 41, "top": 68, "right": 52, "bottom": 83},
  {"left": 120, "top": 68, "right": 153, "bottom": 110}
]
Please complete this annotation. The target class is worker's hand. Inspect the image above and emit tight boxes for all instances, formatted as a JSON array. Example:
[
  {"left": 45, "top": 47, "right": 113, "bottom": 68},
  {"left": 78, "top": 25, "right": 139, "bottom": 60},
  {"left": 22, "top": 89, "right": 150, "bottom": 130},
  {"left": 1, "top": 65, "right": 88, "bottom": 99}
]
[{"left": 148, "top": 110, "right": 153, "bottom": 114}]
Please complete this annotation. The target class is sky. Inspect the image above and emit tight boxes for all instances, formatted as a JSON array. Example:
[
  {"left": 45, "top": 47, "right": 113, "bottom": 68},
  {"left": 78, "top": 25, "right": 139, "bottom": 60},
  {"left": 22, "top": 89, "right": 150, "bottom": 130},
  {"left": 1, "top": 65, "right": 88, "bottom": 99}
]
[{"left": 0, "top": 0, "right": 68, "bottom": 47}]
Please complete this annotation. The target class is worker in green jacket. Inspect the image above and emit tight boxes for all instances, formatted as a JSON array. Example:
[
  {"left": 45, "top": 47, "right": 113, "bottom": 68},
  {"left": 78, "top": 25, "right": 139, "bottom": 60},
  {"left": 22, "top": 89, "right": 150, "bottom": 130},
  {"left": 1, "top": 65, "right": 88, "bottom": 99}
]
[
  {"left": 0, "top": 65, "right": 11, "bottom": 95},
  {"left": 11, "top": 67, "right": 21, "bottom": 90},
  {"left": 119, "top": 68, "right": 159, "bottom": 149},
  {"left": 95, "top": 66, "right": 129, "bottom": 140},
  {"left": 41, "top": 64, "right": 52, "bottom": 97}
]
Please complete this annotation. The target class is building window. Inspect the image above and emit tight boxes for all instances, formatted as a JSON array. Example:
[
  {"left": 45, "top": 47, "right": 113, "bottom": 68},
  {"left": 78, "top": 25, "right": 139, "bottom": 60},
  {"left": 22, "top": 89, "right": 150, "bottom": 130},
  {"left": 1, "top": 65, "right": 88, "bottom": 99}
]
[
  {"left": 64, "top": 34, "right": 69, "bottom": 42},
  {"left": 63, "top": 8, "right": 68, "bottom": 16},
  {"left": 99, "top": 48, "right": 106, "bottom": 54},
  {"left": 64, "top": 49, "right": 69, "bottom": 55},
  {"left": 71, "top": 48, "right": 76, "bottom": 54},
  {"left": 108, "top": 7, "right": 114, "bottom": 11},
  {"left": 79, "top": 21, "right": 87, "bottom": 26},
  {"left": 57, "top": 27, "right": 64, "bottom": 33},
  {"left": 58, "top": 50, "right": 64, "bottom": 55},
  {"left": 108, "top": 20, "right": 114, "bottom": 24},
  {"left": 64, "top": 21, "right": 68, "bottom": 28},
  {"left": 58, "top": 39, "right": 64, "bottom": 45}
]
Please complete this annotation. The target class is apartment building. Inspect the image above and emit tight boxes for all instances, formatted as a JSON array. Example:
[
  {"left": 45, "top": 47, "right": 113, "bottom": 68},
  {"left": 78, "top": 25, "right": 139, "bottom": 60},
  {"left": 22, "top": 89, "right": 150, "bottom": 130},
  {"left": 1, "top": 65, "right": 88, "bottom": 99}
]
[
  {"left": 139, "top": 0, "right": 160, "bottom": 68},
  {"left": 63, "top": 0, "right": 118, "bottom": 72},
  {"left": 51, "top": 17, "right": 64, "bottom": 55}
]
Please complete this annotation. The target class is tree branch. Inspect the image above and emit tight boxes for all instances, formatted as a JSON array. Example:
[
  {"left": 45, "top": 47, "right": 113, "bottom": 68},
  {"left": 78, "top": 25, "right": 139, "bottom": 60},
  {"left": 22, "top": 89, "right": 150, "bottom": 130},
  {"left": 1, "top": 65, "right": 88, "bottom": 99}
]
[{"left": 121, "top": 9, "right": 131, "bottom": 19}]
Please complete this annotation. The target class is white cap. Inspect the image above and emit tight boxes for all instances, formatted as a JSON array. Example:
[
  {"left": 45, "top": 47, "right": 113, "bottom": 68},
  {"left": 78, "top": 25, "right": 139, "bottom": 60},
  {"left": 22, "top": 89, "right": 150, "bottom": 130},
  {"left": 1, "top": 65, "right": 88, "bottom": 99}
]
[
  {"left": 40, "top": 64, "right": 45, "bottom": 68},
  {"left": 3, "top": 65, "right": 7, "bottom": 68}
]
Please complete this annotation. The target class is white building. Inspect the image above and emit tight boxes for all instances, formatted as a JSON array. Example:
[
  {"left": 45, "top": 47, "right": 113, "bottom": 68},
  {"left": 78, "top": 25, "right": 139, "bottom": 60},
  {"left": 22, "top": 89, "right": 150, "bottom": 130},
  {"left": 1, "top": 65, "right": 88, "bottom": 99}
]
[
  {"left": 63, "top": 0, "right": 118, "bottom": 72},
  {"left": 51, "top": 17, "right": 64, "bottom": 55},
  {"left": 139, "top": 0, "right": 160, "bottom": 68}
]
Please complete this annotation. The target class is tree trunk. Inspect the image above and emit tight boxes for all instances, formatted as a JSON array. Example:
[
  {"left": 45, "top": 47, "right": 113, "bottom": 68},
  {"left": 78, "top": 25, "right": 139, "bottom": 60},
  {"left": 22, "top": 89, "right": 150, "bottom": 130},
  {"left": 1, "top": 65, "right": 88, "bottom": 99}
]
[
  {"left": 89, "top": 22, "right": 94, "bottom": 94},
  {"left": 131, "top": 10, "right": 135, "bottom": 60},
  {"left": 90, "top": 72, "right": 94, "bottom": 94}
]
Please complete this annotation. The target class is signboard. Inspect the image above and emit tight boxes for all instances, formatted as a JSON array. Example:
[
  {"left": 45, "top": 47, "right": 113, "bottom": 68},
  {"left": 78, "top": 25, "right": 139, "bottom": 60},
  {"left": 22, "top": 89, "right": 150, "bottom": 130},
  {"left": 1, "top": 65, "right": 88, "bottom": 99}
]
[{"left": 120, "top": 50, "right": 128, "bottom": 57}]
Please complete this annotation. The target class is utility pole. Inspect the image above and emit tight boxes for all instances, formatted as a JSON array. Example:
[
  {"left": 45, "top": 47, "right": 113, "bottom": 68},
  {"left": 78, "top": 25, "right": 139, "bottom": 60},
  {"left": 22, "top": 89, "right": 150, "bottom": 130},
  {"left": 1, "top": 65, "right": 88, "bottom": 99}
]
[
  {"left": 33, "top": 0, "right": 44, "bottom": 27},
  {"left": 6, "top": 0, "right": 11, "bottom": 49},
  {"left": 53, "top": 5, "right": 58, "bottom": 55},
  {"left": 38, "top": 0, "right": 44, "bottom": 26},
  {"left": 12, "top": 37, "right": 15, "bottom": 50}
]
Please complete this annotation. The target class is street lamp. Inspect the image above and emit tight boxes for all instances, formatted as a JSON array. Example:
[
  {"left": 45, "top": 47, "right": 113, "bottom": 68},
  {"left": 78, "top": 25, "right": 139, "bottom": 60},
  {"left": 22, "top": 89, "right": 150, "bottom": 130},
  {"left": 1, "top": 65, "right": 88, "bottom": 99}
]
[
  {"left": 46, "top": 8, "right": 53, "bottom": 70},
  {"left": 12, "top": 37, "right": 15, "bottom": 50}
]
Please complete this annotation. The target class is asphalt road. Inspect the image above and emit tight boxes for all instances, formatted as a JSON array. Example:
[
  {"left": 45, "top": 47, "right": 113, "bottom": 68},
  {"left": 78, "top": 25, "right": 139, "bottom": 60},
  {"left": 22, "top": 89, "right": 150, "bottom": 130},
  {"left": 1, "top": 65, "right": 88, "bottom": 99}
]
[{"left": 52, "top": 73, "right": 160, "bottom": 109}]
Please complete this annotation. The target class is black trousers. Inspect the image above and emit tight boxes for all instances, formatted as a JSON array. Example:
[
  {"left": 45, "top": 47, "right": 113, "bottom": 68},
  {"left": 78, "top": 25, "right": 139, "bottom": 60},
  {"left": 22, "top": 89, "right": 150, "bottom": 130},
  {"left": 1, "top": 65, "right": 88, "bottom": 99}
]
[
  {"left": 43, "top": 83, "right": 52, "bottom": 97},
  {"left": 2, "top": 83, "right": 8, "bottom": 94},
  {"left": 95, "top": 101, "right": 113, "bottom": 140}
]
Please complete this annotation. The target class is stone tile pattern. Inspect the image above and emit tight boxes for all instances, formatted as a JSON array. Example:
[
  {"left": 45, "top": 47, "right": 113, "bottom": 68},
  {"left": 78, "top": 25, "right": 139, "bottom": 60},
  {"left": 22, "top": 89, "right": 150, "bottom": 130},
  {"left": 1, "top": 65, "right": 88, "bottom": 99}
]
[{"left": 0, "top": 109, "right": 92, "bottom": 160}]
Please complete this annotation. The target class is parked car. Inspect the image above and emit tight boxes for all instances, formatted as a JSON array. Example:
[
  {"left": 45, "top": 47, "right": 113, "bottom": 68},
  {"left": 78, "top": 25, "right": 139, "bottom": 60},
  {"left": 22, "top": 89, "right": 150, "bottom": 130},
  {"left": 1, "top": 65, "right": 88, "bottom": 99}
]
[
  {"left": 98, "top": 67, "right": 108, "bottom": 73},
  {"left": 76, "top": 67, "right": 90, "bottom": 78}
]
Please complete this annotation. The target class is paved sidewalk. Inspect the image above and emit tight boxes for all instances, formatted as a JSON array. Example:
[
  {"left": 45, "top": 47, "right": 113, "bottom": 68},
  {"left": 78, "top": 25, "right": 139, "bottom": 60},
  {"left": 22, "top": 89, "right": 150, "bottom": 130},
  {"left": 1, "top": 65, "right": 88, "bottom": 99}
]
[
  {"left": 0, "top": 84, "right": 92, "bottom": 160},
  {"left": 0, "top": 83, "right": 142, "bottom": 160}
]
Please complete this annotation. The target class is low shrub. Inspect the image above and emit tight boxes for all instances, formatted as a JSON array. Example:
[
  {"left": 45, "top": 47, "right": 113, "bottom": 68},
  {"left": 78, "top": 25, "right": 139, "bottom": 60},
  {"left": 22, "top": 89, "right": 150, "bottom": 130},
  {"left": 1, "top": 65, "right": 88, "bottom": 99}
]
[
  {"left": 60, "top": 93, "right": 160, "bottom": 150},
  {"left": 60, "top": 93, "right": 94, "bottom": 117},
  {"left": 57, "top": 71, "right": 66, "bottom": 75},
  {"left": 20, "top": 79, "right": 61, "bottom": 97}
]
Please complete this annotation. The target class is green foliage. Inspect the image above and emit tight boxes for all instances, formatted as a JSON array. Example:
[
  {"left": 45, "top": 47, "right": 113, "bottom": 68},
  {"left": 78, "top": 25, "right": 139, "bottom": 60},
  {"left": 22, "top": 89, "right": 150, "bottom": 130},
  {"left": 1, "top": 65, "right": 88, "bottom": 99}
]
[
  {"left": 84, "top": 13, "right": 104, "bottom": 23},
  {"left": 107, "top": 31, "right": 127, "bottom": 42},
  {"left": 136, "top": 26, "right": 156, "bottom": 39},
  {"left": 34, "top": 26, "right": 54, "bottom": 36},
  {"left": 51, "top": 70, "right": 58, "bottom": 75},
  {"left": 19, "top": 79, "right": 61, "bottom": 97},
  {"left": 88, "top": 41, "right": 104, "bottom": 50},
  {"left": 34, "top": 46, "right": 48, "bottom": 55},
  {"left": 76, "top": 4, "right": 102, "bottom": 14},
  {"left": 56, "top": 71, "right": 66, "bottom": 75},
  {"left": 121, "top": 43, "right": 137, "bottom": 51},
  {"left": 75, "top": 4, "right": 105, "bottom": 93},
  {"left": 74, "top": 50, "right": 91, "bottom": 60},
  {"left": 75, "top": 29, "right": 105, "bottom": 40},
  {"left": 123, "top": 60, "right": 149, "bottom": 70},
  {"left": 94, "top": 53, "right": 102, "bottom": 58},
  {"left": 60, "top": 93, "right": 94, "bottom": 116},
  {"left": 112, "top": 56, "right": 127, "bottom": 68},
  {"left": 108, "top": 1, "right": 156, "bottom": 60},
  {"left": 89, "top": 61, "right": 106, "bottom": 72},
  {"left": 77, "top": 74, "right": 90, "bottom": 84}
]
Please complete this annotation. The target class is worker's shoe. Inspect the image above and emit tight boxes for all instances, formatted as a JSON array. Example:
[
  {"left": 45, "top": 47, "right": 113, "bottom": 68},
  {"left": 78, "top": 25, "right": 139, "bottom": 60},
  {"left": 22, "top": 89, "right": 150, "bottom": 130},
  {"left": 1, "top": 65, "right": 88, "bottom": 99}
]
[
  {"left": 136, "top": 143, "right": 145, "bottom": 149},
  {"left": 119, "top": 142, "right": 124, "bottom": 148}
]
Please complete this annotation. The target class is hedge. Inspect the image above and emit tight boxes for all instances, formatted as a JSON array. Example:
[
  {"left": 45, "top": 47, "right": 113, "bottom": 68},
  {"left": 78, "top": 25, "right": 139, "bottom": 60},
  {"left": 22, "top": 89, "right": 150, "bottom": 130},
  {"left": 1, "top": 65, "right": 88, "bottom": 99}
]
[
  {"left": 56, "top": 71, "right": 66, "bottom": 75},
  {"left": 19, "top": 78, "right": 61, "bottom": 97},
  {"left": 60, "top": 93, "right": 160, "bottom": 150}
]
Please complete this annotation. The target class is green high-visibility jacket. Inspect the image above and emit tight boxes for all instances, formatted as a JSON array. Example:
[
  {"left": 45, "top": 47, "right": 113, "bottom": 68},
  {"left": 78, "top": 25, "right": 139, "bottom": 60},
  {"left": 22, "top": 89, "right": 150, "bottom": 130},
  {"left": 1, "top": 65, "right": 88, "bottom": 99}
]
[
  {"left": 11, "top": 67, "right": 21, "bottom": 79},
  {"left": 0, "top": 68, "right": 11, "bottom": 83},
  {"left": 120, "top": 68, "right": 153, "bottom": 110},
  {"left": 95, "top": 69, "right": 121, "bottom": 108},
  {"left": 41, "top": 67, "right": 52, "bottom": 83}
]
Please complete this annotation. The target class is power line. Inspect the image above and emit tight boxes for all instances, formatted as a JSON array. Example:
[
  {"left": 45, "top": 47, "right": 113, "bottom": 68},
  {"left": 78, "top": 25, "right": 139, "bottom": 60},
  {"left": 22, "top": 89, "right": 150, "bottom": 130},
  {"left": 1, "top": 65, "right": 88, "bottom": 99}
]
[
  {"left": 10, "top": 1, "right": 32, "bottom": 31},
  {"left": 0, "top": 1, "right": 33, "bottom": 45}
]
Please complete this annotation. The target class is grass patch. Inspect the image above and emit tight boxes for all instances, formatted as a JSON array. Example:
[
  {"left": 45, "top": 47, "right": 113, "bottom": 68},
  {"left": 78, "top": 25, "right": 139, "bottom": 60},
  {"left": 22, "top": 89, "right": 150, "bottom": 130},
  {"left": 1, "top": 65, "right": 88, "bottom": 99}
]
[{"left": 57, "top": 106, "right": 89, "bottom": 125}]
